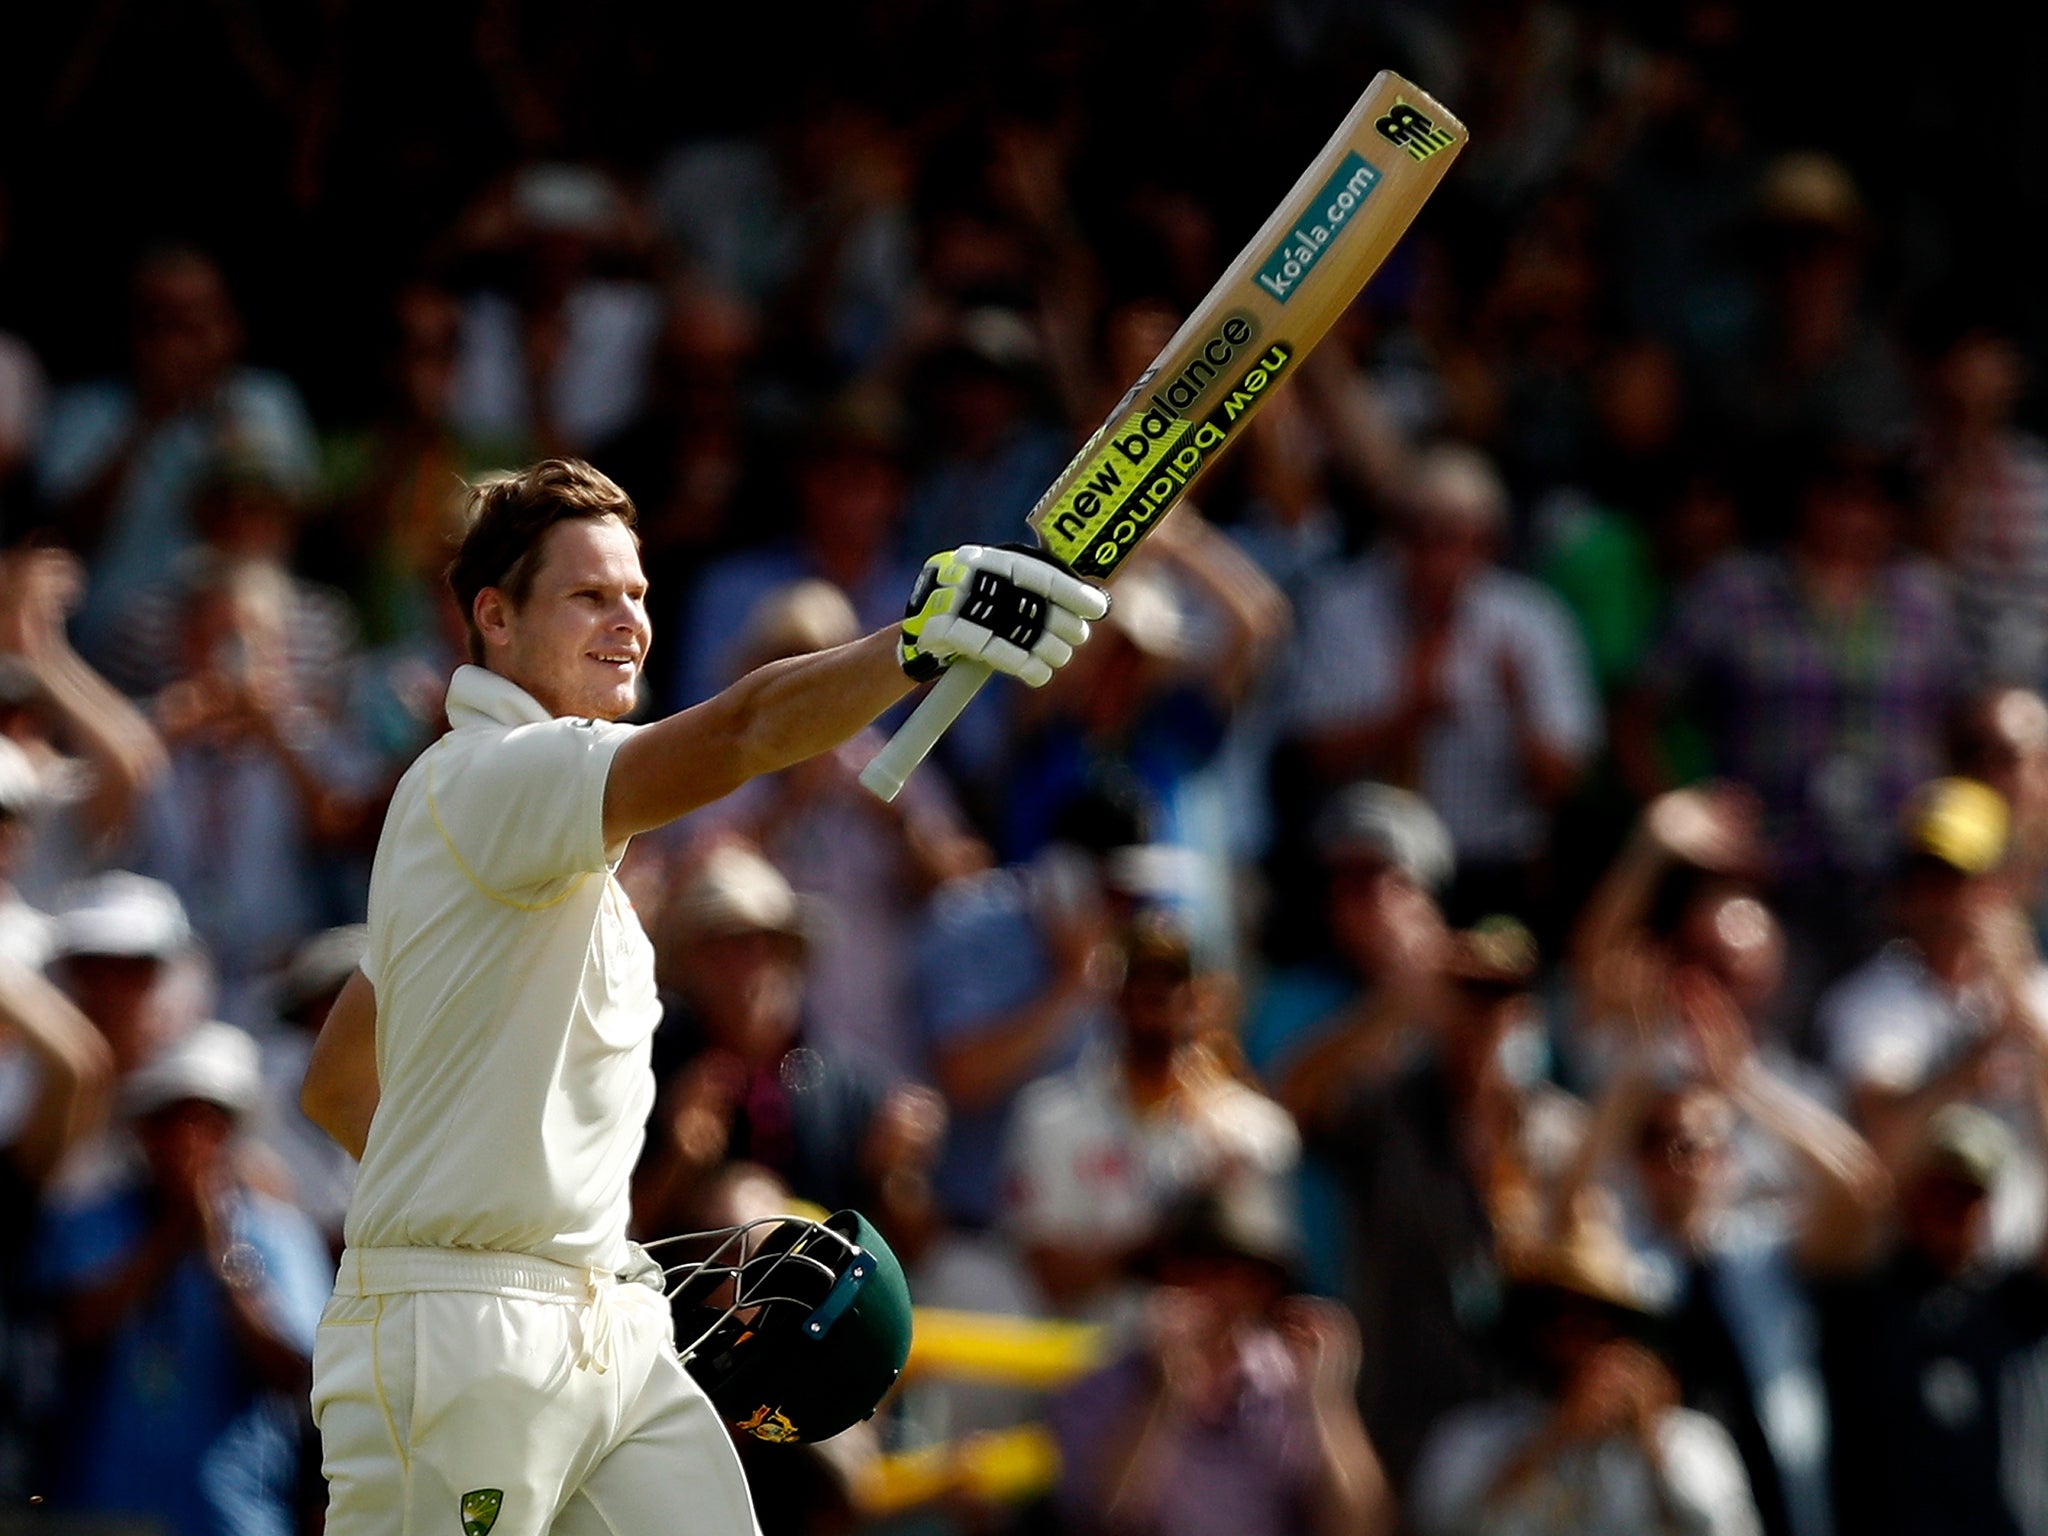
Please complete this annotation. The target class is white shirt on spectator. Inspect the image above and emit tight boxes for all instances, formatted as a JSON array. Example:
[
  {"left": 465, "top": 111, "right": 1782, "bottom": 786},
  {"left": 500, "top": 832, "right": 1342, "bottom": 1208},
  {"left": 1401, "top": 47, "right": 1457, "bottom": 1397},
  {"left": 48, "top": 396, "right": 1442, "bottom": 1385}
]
[
  {"left": 1816, "top": 940, "right": 2048, "bottom": 1264},
  {"left": 1001, "top": 1040, "right": 1299, "bottom": 1256},
  {"left": 1410, "top": 1395, "right": 1763, "bottom": 1536},
  {"left": 1287, "top": 554, "right": 1601, "bottom": 864}
]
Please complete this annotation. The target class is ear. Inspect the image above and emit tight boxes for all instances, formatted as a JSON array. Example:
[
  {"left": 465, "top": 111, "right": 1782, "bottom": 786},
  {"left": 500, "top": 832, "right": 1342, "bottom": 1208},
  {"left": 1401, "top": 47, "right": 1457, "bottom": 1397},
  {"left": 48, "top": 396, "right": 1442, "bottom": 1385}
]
[{"left": 473, "top": 587, "right": 514, "bottom": 652}]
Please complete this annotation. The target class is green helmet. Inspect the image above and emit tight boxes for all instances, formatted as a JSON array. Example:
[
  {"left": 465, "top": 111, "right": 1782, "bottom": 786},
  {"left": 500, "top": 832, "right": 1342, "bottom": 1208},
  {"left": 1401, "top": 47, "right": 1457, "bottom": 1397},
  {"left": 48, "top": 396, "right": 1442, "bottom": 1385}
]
[{"left": 672, "top": 1210, "right": 913, "bottom": 1444}]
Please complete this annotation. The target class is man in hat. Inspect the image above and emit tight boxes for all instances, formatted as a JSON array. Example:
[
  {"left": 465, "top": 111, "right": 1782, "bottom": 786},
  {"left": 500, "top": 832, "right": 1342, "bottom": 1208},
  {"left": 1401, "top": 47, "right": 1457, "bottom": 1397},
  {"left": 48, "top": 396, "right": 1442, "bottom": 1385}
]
[
  {"left": 48, "top": 870, "right": 206, "bottom": 1082},
  {"left": 1001, "top": 910, "right": 1298, "bottom": 1320},
  {"left": 633, "top": 840, "right": 940, "bottom": 1235},
  {"left": 38, "top": 1017, "right": 331, "bottom": 1536},
  {"left": 1286, "top": 442, "right": 1602, "bottom": 928},
  {"left": 1246, "top": 780, "right": 1456, "bottom": 1297},
  {"left": 1407, "top": 1209, "right": 1762, "bottom": 1536},
  {"left": 1815, "top": 776, "right": 2048, "bottom": 1264},
  {"left": 1820, "top": 1102, "right": 2048, "bottom": 1536},
  {"left": 1049, "top": 1180, "right": 1393, "bottom": 1536},
  {"left": 1276, "top": 915, "right": 1584, "bottom": 1491}
]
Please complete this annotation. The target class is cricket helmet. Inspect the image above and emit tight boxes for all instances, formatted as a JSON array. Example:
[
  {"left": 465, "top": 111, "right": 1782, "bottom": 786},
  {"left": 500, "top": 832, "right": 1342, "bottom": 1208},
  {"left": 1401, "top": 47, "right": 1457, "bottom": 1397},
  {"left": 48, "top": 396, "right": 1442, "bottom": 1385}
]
[{"left": 662, "top": 1209, "right": 913, "bottom": 1444}]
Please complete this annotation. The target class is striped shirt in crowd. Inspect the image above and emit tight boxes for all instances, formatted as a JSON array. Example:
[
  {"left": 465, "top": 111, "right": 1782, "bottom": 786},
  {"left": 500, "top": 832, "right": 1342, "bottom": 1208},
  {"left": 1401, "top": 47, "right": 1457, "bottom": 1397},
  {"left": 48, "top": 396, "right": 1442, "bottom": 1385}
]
[{"left": 1638, "top": 550, "right": 1966, "bottom": 882}]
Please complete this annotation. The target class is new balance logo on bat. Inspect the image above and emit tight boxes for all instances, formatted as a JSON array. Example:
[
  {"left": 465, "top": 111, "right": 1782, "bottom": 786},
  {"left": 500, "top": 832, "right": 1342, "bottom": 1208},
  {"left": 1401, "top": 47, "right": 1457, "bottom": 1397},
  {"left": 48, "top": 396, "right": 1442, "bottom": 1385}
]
[{"left": 1375, "top": 101, "right": 1456, "bottom": 162}]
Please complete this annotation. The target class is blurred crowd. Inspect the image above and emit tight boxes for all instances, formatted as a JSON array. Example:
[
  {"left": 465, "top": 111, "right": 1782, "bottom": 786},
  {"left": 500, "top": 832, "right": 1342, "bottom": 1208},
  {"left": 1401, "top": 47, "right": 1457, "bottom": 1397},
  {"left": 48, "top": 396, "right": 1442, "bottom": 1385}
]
[{"left": 5, "top": 3, "right": 2048, "bottom": 1536}]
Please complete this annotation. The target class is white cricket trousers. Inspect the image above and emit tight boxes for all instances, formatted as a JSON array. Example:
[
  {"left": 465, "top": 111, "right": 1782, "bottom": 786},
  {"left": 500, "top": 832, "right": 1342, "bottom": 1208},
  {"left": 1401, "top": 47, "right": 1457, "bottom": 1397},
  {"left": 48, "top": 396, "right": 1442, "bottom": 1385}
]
[{"left": 312, "top": 1246, "right": 761, "bottom": 1536}]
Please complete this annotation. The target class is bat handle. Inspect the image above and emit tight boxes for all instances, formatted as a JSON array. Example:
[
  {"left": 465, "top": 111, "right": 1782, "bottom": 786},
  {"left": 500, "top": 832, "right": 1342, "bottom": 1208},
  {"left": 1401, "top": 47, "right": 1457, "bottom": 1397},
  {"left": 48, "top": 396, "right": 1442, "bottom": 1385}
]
[{"left": 859, "top": 660, "right": 993, "bottom": 802}]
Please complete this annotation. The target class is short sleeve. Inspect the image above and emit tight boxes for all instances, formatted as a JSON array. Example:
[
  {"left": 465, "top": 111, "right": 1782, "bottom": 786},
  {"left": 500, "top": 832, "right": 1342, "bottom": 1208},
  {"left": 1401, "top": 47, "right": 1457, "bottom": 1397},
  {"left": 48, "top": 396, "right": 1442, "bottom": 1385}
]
[{"left": 428, "top": 717, "right": 637, "bottom": 895}]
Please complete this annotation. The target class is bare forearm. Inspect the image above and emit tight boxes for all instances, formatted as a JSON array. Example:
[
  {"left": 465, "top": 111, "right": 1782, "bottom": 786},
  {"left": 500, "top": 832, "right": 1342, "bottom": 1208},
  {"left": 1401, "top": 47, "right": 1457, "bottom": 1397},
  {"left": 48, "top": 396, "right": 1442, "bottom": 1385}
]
[
  {"left": 1735, "top": 1063, "right": 1889, "bottom": 1271},
  {"left": 605, "top": 631, "right": 914, "bottom": 840},
  {"left": 1275, "top": 991, "right": 1417, "bottom": 1135},
  {"left": 932, "top": 974, "right": 1099, "bottom": 1113},
  {"left": 1308, "top": 1402, "right": 1394, "bottom": 1536},
  {"left": 1570, "top": 834, "right": 1668, "bottom": 1024},
  {"left": 302, "top": 970, "right": 378, "bottom": 1160},
  {"left": 0, "top": 960, "right": 113, "bottom": 1184},
  {"left": 29, "top": 645, "right": 167, "bottom": 843}
]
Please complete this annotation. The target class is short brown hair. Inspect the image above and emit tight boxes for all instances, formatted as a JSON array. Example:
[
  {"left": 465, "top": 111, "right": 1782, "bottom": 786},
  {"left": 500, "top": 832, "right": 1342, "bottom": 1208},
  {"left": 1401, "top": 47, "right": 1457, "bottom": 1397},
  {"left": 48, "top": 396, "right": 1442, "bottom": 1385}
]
[{"left": 447, "top": 458, "right": 639, "bottom": 662}]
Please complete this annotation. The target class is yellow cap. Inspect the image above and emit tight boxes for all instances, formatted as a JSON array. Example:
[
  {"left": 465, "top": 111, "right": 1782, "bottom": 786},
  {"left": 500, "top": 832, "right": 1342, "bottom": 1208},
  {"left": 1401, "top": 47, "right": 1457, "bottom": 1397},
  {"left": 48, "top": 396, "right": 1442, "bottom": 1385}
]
[{"left": 1902, "top": 777, "right": 2010, "bottom": 875}]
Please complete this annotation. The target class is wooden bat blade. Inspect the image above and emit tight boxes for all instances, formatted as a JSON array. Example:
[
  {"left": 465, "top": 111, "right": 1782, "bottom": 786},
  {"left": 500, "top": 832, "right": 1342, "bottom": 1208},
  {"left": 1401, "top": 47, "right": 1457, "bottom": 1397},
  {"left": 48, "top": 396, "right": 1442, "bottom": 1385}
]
[{"left": 860, "top": 71, "right": 1466, "bottom": 803}]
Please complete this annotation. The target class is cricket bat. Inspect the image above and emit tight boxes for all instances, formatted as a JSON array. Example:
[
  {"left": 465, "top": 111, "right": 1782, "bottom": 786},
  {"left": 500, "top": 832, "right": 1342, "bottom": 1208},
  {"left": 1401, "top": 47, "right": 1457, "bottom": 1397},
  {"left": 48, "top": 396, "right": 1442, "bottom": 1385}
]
[{"left": 859, "top": 70, "right": 1467, "bottom": 802}]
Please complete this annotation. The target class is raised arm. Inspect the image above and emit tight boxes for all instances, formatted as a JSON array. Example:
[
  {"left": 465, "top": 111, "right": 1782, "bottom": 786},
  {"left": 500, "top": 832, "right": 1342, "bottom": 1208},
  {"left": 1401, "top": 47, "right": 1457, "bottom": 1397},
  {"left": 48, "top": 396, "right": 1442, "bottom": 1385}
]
[
  {"left": 604, "top": 631, "right": 914, "bottom": 843},
  {"left": 0, "top": 957, "right": 114, "bottom": 1184},
  {"left": 604, "top": 545, "right": 1108, "bottom": 843},
  {"left": 0, "top": 548, "right": 167, "bottom": 850}
]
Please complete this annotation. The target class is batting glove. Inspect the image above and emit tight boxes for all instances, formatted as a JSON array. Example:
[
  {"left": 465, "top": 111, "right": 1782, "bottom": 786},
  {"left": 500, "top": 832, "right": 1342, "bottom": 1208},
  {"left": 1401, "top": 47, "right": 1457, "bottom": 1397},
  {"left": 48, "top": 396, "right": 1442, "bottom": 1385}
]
[{"left": 899, "top": 544, "right": 1110, "bottom": 687}]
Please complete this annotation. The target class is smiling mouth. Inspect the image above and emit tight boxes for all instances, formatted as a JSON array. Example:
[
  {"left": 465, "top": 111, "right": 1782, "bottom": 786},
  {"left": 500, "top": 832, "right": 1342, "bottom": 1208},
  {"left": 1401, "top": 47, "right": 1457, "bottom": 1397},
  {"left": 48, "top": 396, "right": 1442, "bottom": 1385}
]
[{"left": 589, "top": 652, "right": 639, "bottom": 667}]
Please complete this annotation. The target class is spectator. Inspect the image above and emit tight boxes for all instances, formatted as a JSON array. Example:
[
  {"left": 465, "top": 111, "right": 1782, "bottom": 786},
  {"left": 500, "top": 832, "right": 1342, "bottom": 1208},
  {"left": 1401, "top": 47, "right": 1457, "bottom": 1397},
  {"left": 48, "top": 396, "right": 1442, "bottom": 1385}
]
[
  {"left": 33, "top": 245, "right": 319, "bottom": 650},
  {"left": 442, "top": 161, "right": 667, "bottom": 457},
  {"left": 1814, "top": 777, "right": 2048, "bottom": 1266},
  {"left": 669, "top": 392, "right": 919, "bottom": 710},
  {"left": 48, "top": 872, "right": 205, "bottom": 1084},
  {"left": 314, "top": 280, "right": 528, "bottom": 653},
  {"left": 1557, "top": 1001, "right": 1891, "bottom": 1536},
  {"left": 1949, "top": 686, "right": 2048, "bottom": 932},
  {"left": 1621, "top": 437, "right": 1968, "bottom": 986},
  {"left": 1703, "top": 151, "right": 1915, "bottom": 508},
  {"left": 1820, "top": 1103, "right": 2048, "bottom": 1536},
  {"left": 1910, "top": 308, "right": 2048, "bottom": 691},
  {"left": 1050, "top": 1181, "right": 1394, "bottom": 1536},
  {"left": 0, "top": 920, "right": 113, "bottom": 1498},
  {"left": 1564, "top": 782, "right": 1789, "bottom": 1089},
  {"left": 38, "top": 1018, "right": 329, "bottom": 1536},
  {"left": 657, "top": 577, "right": 990, "bottom": 1081},
  {"left": 1287, "top": 441, "right": 1602, "bottom": 928},
  {"left": 1408, "top": 1208, "right": 1764, "bottom": 1536},
  {"left": 633, "top": 840, "right": 939, "bottom": 1234},
  {"left": 1276, "top": 915, "right": 1584, "bottom": 1489},
  {"left": 1003, "top": 510, "right": 1291, "bottom": 896},
  {"left": 1003, "top": 910, "right": 1299, "bottom": 1321},
  {"left": 912, "top": 781, "right": 1173, "bottom": 1232},
  {"left": 1244, "top": 780, "right": 1456, "bottom": 1297},
  {"left": 133, "top": 554, "right": 377, "bottom": 1023},
  {"left": 101, "top": 448, "right": 365, "bottom": 717},
  {"left": 896, "top": 307, "right": 1072, "bottom": 560},
  {"left": 0, "top": 547, "right": 168, "bottom": 906}
]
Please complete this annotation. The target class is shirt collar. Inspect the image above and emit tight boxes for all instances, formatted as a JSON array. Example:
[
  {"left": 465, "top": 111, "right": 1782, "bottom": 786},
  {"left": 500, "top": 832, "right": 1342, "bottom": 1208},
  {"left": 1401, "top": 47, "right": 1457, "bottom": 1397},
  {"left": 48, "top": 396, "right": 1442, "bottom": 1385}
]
[{"left": 445, "top": 664, "right": 557, "bottom": 731}]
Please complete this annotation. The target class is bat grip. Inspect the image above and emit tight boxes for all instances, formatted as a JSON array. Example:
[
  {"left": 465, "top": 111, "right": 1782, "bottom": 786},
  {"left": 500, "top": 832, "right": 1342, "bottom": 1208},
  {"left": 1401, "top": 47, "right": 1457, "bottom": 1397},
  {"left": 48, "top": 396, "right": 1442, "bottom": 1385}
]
[{"left": 858, "top": 660, "right": 993, "bottom": 802}]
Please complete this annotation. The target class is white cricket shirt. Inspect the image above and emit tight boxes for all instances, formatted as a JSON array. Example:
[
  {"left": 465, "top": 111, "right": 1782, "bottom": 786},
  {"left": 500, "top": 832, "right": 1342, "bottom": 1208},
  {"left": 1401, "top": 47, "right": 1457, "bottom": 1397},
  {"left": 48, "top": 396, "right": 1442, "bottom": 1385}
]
[{"left": 344, "top": 666, "right": 659, "bottom": 1272}]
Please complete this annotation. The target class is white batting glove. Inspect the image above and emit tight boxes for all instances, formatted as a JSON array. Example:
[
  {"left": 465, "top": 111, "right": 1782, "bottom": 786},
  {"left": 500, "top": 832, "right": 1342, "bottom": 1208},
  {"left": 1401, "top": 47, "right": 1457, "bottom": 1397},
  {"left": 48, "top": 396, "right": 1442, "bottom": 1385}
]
[{"left": 899, "top": 544, "right": 1109, "bottom": 687}]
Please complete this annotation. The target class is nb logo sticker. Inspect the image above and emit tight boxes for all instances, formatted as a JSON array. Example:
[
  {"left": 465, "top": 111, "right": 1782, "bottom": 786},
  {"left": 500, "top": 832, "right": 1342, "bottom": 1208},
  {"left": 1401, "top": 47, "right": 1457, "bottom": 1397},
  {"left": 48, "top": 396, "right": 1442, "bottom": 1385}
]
[{"left": 1375, "top": 101, "right": 1456, "bottom": 162}]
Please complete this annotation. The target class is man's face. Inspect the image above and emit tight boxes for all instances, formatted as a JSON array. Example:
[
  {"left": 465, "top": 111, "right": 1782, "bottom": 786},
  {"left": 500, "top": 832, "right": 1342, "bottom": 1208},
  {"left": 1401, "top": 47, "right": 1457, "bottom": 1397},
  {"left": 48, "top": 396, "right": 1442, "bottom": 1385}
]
[
  {"left": 1117, "top": 959, "right": 1198, "bottom": 1060},
  {"left": 1400, "top": 517, "right": 1492, "bottom": 611},
  {"left": 59, "top": 953, "right": 175, "bottom": 1073},
  {"left": 133, "top": 260, "right": 239, "bottom": 399},
  {"left": 483, "top": 517, "right": 650, "bottom": 721},
  {"left": 683, "top": 929, "right": 805, "bottom": 1060}
]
